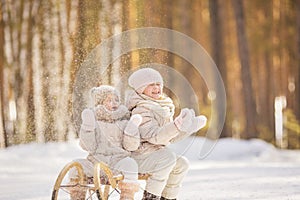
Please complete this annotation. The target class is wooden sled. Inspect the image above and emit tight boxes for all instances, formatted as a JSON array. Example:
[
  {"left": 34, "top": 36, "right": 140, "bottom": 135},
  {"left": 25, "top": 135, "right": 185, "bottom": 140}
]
[{"left": 51, "top": 161, "right": 149, "bottom": 200}]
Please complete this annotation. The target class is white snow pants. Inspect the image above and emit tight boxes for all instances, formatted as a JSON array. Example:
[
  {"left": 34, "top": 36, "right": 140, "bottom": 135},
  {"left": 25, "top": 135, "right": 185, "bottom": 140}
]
[
  {"left": 114, "top": 157, "right": 139, "bottom": 182},
  {"left": 133, "top": 148, "right": 189, "bottom": 199},
  {"left": 69, "top": 157, "right": 138, "bottom": 183}
]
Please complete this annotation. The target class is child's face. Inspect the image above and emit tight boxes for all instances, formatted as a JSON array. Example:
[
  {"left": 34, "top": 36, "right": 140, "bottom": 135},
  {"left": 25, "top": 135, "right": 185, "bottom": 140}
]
[
  {"left": 143, "top": 83, "right": 162, "bottom": 100},
  {"left": 103, "top": 94, "right": 120, "bottom": 111}
]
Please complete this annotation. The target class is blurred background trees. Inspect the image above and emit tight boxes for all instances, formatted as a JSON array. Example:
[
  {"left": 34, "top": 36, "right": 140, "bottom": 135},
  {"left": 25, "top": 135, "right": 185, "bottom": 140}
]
[{"left": 0, "top": 0, "right": 299, "bottom": 149}]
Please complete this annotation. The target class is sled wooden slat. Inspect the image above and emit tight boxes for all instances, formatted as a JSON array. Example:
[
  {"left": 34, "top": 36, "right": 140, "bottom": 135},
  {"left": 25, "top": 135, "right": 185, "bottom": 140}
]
[{"left": 52, "top": 161, "right": 86, "bottom": 200}]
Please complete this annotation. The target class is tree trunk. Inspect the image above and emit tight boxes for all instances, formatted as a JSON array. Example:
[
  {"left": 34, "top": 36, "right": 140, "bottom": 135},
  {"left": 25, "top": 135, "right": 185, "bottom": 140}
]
[
  {"left": 34, "top": 1, "right": 48, "bottom": 143},
  {"left": 101, "top": 0, "right": 113, "bottom": 84},
  {"left": 232, "top": 0, "right": 257, "bottom": 139},
  {"left": 64, "top": 0, "right": 78, "bottom": 139},
  {"left": 263, "top": 1, "right": 275, "bottom": 141},
  {"left": 0, "top": 1, "right": 7, "bottom": 148},
  {"left": 121, "top": 0, "right": 131, "bottom": 72},
  {"left": 209, "top": 0, "right": 230, "bottom": 138},
  {"left": 296, "top": 0, "right": 300, "bottom": 120},
  {"left": 24, "top": 0, "right": 35, "bottom": 142},
  {"left": 71, "top": 0, "right": 102, "bottom": 134},
  {"left": 54, "top": 0, "right": 68, "bottom": 141}
]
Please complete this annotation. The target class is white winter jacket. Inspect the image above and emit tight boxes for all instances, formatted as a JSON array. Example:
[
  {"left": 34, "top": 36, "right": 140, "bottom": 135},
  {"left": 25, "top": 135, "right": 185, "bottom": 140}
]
[
  {"left": 79, "top": 108, "right": 140, "bottom": 166},
  {"left": 126, "top": 91, "right": 189, "bottom": 156}
]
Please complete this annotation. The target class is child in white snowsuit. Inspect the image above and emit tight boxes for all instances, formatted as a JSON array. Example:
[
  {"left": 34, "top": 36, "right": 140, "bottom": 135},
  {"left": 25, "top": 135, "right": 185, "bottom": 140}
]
[
  {"left": 71, "top": 85, "right": 143, "bottom": 200},
  {"left": 126, "top": 68, "right": 207, "bottom": 200}
]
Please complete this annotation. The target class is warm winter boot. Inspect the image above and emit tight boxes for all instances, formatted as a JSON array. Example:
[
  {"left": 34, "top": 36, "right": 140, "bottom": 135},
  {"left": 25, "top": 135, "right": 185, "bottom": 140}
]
[
  {"left": 68, "top": 178, "right": 86, "bottom": 200},
  {"left": 118, "top": 181, "right": 140, "bottom": 200},
  {"left": 160, "top": 197, "right": 176, "bottom": 200},
  {"left": 142, "top": 190, "right": 161, "bottom": 200},
  {"left": 70, "top": 189, "right": 86, "bottom": 200}
]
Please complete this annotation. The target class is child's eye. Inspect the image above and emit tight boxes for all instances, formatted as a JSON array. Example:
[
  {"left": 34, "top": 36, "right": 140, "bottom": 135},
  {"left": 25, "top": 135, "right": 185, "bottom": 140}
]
[{"left": 151, "top": 83, "right": 160, "bottom": 86}]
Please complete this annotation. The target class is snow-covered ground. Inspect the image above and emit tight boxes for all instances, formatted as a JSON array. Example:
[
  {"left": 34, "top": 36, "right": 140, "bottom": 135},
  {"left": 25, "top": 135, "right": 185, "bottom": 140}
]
[{"left": 0, "top": 137, "right": 300, "bottom": 200}]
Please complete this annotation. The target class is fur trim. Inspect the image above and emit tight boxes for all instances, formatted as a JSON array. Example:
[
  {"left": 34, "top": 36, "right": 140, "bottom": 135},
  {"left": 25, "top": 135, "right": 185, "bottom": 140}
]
[
  {"left": 90, "top": 85, "right": 120, "bottom": 106},
  {"left": 94, "top": 105, "right": 130, "bottom": 123}
]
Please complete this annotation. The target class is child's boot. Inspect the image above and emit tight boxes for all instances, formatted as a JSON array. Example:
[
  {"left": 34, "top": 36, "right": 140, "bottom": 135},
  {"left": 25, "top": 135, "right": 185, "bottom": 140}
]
[
  {"left": 161, "top": 197, "right": 176, "bottom": 200},
  {"left": 118, "top": 181, "right": 140, "bottom": 200},
  {"left": 69, "top": 178, "right": 86, "bottom": 200},
  {"left": 142, "top": 190, "right": 161, "bottom": 200}
]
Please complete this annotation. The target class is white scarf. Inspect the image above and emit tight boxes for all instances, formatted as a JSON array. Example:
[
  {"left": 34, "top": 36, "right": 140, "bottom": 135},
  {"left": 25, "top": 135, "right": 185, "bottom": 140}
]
[{"left": 137, "top": 94, "right": 175, "bottom": 119}]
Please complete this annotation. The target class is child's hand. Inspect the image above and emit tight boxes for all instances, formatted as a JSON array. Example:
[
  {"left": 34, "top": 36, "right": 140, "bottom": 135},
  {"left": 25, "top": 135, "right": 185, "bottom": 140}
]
[
  {"left": 81, "top": 109, "right": 96, "bottom": 131},
  {"left": 187, "top": 115, "right": 207, "bottom": 134},
  {"left": 124, "top": 114, "right": 142, "bottom": 136},
  {"left": 174, "top": 108, "right": 192, "bottom": 132},
  {"left": 130, "top": 114, "right": 143, "bottom": 127}
]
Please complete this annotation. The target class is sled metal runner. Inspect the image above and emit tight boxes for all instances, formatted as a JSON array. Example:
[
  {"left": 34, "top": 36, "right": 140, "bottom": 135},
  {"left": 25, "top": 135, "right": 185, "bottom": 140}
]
[{"left": 52, "top": 161, "right": 149, "bottom": 200}]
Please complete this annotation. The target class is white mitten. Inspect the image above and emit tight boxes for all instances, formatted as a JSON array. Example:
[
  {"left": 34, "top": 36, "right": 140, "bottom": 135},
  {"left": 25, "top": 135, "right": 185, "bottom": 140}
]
[
  {"left": 174, "top": 108, "right": 192, "bottom": 132},
  {"left": 81, "top": 109, "right": 96, "bottom": 131},
  {"left": 189, "top": 109, "right": 195, "bottom": 117},
  {"left": 187, "top": 115, "right": 207, "bottom": 134},
  {"left": 124, "top": 114, "right": 142, "bottom": 136}
]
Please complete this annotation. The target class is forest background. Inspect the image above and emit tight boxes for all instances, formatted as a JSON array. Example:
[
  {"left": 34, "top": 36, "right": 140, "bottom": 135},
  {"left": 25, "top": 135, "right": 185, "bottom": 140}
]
[{"left": 0, "top": 0, "right": 299, "bottom": 149}]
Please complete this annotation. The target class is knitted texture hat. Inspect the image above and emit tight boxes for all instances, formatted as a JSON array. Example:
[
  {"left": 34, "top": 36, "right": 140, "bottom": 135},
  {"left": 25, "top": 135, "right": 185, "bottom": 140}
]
[
  {"left": 128, "top": 68, "right": 163, "bottom": 93},
  {"left": 90, "top": 85, "right": 120, "bottom": 106}
]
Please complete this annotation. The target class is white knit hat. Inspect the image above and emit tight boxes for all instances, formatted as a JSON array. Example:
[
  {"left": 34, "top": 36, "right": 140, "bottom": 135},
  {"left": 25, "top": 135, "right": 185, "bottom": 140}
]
[
  {"left": 90, "top": 85, "right": 120, "bottom": 106},
  {"left": 128, "top": 68, "right": 163, "bottom": 93}
]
